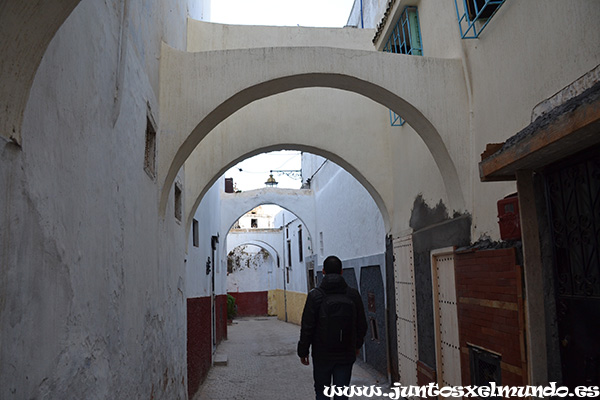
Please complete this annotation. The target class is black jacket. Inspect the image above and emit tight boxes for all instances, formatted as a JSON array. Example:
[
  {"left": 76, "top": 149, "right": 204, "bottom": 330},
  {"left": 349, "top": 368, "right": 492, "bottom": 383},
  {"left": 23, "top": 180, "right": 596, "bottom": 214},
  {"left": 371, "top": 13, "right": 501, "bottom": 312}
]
[{"left": 297, "top": 273, "right": 368, "bottom": 363}]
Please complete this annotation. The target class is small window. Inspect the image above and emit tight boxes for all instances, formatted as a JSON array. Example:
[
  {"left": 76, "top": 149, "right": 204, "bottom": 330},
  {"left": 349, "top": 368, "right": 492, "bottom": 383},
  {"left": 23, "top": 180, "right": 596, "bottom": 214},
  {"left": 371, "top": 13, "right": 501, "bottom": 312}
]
[
  {"left": 174, "top": 183, "right": 182, "bottom": 222},
  {"left": 454, "top": 0, "right": 506, "bottom": 39},
  {"left": 382, "top": 6, "right": 422, "bottom": 127},
  {"left": 383, "top": 7, "right": 422, "bottom": 56},
  {"left": 298, "top": 226, "right": 303, "bottom": 262},
  {"left": 144, "top": 114, "right": 157, "bottom": 179},
  {"left": 192, "top": 219, "right": 199, "bottom": 247},
  {"left": 287, "top": 240, "right": 292, "bottom": 267},
  {"left": 469, "top": 345, "right": 502, "bottom": 390},
  {"left": 369, "top": 318, "right": 380, "bottom": 342},
  {"left": 251, "top": 218, "right": 258, "bottom": 228}
]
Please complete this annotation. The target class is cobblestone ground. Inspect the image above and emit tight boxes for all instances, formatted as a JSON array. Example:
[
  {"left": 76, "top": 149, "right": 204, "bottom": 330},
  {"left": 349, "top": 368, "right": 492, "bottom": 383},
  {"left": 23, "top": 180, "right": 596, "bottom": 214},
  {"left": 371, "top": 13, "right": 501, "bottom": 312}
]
[{"left": 193, "top": 316, "right": 388, "bottom": 400}]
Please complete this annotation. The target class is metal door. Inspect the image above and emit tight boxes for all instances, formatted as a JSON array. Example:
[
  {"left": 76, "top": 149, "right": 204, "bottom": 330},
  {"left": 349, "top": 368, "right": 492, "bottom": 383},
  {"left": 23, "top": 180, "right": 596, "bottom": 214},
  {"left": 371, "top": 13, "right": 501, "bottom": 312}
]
[
  {"left": 544, "top": 149, "right": 600, "bottom": 387},
  {"left": 431, "top": 248, "right": 462, "bottom": 390},
  {"left": 393, "top": 235, "right": 419, "bottom": 388}
]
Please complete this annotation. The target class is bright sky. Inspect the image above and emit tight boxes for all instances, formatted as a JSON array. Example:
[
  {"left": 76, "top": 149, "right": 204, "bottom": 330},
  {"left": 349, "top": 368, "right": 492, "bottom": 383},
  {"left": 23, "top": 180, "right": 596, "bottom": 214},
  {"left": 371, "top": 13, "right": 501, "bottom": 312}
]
[
  {"left": 215, "top": 0, "right": 355, "bottom": 194},
  {"left": 225, "top": 151, "right": 302, "bottom": 192},
  {"left": 210, "top": 0, "right": 355, "bottom": 27}
]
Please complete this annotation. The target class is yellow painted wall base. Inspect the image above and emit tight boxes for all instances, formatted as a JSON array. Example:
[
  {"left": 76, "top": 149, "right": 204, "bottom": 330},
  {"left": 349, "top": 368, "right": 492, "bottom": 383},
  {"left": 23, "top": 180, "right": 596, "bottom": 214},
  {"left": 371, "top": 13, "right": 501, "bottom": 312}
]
[
  {"left": 269, "top": 289, "right": 307, "bottom": 326},
  {"left": 267, "top": 290, "right": 278, "bottom": 316}
]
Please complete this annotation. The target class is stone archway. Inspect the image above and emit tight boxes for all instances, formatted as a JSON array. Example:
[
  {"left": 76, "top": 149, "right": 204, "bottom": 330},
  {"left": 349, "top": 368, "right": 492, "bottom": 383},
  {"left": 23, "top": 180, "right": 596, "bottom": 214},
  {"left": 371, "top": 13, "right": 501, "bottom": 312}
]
[
  {"left": 224, "top": 240, "right": 280, "bottom": 267},
  {"left": 219, "top": 191, "right": 316, "bottom": 245},
  {"left": 159, "top": 45, "right": 469, "bottom": 224}
]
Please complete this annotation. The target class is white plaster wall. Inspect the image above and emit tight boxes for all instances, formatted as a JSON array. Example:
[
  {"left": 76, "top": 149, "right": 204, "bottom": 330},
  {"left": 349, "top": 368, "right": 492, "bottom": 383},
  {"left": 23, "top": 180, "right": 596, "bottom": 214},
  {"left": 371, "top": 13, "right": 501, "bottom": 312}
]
[
  {"left": 277, "top": 210, "right": 313, "bottom": 293},
  {"left": 225, "top": 234, "right": 280, "bottom": 293},
  {"left": 187, "top": 19, "right": 375, "bottom": 51},
  {"left": 237, "top": 206, "right": 274, "bottom": 229},
  {"left": 187, "top": 178, "right": 223, "bottom": 298},
  {"left": 390, "top": 124, "right": 448, "bottom": 232},
  {"left": 0, "top": 0, "right": 207, "bottom": 397},
  {"left": 188, "top": 0, "right": 211, "bottom": 21},
  {"left": 227, "top": 248, "right": 277, "bottom": 293},
  {"left": 457, "top": 0, "right": 600, "bottom": 238},
  {"left": 370, "top": 0, "right": 600, "bottom": 239},
  {"left": 305, "top": 154, "right": 386, "bottom": 264}
]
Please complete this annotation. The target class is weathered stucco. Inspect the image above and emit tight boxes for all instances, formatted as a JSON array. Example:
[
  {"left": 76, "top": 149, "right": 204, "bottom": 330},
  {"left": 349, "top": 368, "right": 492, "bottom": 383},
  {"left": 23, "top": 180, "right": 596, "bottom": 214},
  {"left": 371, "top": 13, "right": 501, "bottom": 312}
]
[
  {"left": 2, "top": 0, "right": 600, "bottom": 396},
  {"left": 0, "top": 0, "right": 201, "bottom": 397}
]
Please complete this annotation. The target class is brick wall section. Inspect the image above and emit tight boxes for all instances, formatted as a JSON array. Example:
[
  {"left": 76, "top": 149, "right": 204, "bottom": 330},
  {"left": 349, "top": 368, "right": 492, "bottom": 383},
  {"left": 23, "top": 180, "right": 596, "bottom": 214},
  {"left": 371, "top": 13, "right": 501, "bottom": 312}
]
[
  {"left": 187, "top": 295, "right": 229, "bottom": 399},
  {"left": 228, "top": 291, "right": 269, "bottom": 317},
  {"left": 216, "top": 294, "right": 228, "bottom": 343},
  {"left": 417, "top": 360, "right": 437, "bottom": 400},
  {"left": 455, "top": 247, "right": 527, "bottom": 386},
  {"left": 187, "top": 297, "right": 211, "bottom": 399}
]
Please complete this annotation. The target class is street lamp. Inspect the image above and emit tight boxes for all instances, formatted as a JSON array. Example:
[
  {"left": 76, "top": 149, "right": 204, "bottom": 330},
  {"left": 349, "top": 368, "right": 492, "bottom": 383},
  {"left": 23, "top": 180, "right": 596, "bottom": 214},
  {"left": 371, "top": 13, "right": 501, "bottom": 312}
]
[{"left": 265, "top": 173, "right": 278, "bottom": 187}]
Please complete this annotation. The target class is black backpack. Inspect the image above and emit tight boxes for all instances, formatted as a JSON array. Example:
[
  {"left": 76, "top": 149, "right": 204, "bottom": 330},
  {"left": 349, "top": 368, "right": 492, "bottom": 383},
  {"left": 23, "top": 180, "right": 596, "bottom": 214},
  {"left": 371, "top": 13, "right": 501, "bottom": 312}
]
[{"left": 316, "top": 288, "right": 357, "bottom": 352}]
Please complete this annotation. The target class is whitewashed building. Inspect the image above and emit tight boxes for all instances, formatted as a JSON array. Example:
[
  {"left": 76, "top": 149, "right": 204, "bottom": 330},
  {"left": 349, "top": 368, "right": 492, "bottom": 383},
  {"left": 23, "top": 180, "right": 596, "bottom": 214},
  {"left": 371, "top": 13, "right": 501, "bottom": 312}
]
[{"left": 1, "top": 0, "right": 599, "bottom": 398}]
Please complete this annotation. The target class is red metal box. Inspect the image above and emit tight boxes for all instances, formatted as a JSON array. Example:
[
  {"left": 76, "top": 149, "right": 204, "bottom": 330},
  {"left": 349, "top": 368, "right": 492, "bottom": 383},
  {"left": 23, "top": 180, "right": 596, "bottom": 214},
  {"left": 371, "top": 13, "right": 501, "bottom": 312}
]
[{"left": 497, "top": 193, "right": 521, "bottom": 240}]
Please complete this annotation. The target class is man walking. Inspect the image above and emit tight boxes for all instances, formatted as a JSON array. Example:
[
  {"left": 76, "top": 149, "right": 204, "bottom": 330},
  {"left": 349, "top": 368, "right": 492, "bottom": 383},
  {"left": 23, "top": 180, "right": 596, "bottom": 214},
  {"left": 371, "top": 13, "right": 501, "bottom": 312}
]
[{"left": 298, "top": 255, "right": 368, "bottom": 400}]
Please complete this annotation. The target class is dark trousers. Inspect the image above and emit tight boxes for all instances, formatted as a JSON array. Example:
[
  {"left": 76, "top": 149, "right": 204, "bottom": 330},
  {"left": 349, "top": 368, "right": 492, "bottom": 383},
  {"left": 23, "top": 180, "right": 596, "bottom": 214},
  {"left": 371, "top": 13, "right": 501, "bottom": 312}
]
[{"left": 312, "top": 359, "right": 354, "bottom": 400}]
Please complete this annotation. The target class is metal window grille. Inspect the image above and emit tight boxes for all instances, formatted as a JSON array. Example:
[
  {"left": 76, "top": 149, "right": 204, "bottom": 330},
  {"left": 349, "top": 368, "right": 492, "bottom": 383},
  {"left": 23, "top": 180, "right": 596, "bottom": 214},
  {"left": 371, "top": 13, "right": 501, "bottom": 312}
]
[
  {"left": 382, "top": 7, "right": 422, "bottom": 127},
  {"left": 469, "top": 345, "right": 501, "bottom": 398},
  {"left": 454, "top": 0, "right": 506, "bottom": 39}
]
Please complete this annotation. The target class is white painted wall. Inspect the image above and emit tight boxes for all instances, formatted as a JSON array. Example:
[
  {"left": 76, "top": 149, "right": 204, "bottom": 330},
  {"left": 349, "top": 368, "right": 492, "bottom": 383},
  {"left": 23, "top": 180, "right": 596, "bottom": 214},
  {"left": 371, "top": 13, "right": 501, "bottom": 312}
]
[
  {"left": 187, "top": 19, "right": 375, "bottom": 52},
  {"left": 357, "top": 0, "right": 600, "bottom": 238},
  {"left": 303, "top": 154, "right": 386, "bottom": 265},
  {"left": 0, "top": 0, "right": 209, "bottom": 398},
  {"left": 236, "top": 206, "right": 275, "bottom": 229},
  {"left": 274, "top": 210, "right": 314, "bottom": 293},
  {"left": 225, "top": 233, "right": 281, "bottom": 293},
  {"left": 3, "top": 0, "right": 599, "bottom": 397},
  {"left": 187, "top": 178, "right": 223, "bottom": 298},
  {"left": 188, "top": 0, "right": 211, "bottom": 21}
]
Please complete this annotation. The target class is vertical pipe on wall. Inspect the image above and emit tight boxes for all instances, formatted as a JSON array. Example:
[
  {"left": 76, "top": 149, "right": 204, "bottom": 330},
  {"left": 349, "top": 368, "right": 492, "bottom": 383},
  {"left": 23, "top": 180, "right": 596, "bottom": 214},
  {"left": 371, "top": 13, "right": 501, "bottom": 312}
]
[
  {"left": 282, "top": 214, "right": 288, "bottom": 322},
  {"left": 360, "top": 0, "right": 364, "bottom": 28}
]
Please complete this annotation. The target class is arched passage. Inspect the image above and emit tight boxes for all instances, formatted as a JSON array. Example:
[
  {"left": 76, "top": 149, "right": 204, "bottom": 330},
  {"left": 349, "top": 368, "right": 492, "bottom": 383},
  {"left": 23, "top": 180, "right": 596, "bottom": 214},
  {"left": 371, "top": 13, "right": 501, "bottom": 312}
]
[
  {"left": 220, "top": 195, "right": 316, "bottom": 247},
  {"left": 225, "top": 240, "right": 280, "bottom": 267},
  {"left": 159, "top": 46, "right": 469, "bottom": 222},
  {"left": 186, "top": 136, "right": 390, "bottom": 240}
]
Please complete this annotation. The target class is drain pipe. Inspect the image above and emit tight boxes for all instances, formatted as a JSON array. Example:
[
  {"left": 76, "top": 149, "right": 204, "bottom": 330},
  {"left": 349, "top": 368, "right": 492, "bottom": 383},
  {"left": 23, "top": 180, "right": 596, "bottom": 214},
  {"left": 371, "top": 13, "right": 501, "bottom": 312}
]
[
  {"left": 282, "top": 214, "right": 288, "bottom": 322},
  {"left": 360, "top": 0, "right": 364, "bottom": 28},
  {"left": 284, "top": 264, "right": 288, "bottom": 323}
]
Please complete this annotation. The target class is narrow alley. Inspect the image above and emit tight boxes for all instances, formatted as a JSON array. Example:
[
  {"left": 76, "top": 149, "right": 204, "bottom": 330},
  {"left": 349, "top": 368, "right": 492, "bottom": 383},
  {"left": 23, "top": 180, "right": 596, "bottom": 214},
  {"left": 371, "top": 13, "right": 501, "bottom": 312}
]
[
  {"left": 193, "top": 317, "right": 387, "bottom": 400},
  {"left": 2, "top": 1, "right": 600, "bottom": 398}
]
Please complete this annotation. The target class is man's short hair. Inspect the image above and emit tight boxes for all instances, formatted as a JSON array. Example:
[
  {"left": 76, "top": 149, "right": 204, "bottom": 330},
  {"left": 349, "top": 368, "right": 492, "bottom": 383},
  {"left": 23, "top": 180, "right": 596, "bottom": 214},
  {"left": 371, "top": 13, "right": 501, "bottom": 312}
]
[{"left": 323, "top": 255, "right": 342, "bottom": 274}]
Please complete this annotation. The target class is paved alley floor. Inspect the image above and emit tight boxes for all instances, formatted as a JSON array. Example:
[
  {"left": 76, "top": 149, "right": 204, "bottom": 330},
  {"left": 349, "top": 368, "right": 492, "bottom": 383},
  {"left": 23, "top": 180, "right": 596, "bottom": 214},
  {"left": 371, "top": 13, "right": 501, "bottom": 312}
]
[{"left": 193, "top": 316, "right": 388, "bottom": 400}]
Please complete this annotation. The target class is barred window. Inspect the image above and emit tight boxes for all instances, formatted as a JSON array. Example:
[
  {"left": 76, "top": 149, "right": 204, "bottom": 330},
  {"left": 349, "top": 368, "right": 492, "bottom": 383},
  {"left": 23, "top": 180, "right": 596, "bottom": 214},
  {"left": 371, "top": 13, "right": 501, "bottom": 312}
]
[
  {"left": 382, "top": 7, "right": 422, "bottom": 127},
  {"left": 454, "top": 0, "right": 506, "bottom": 39}
]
